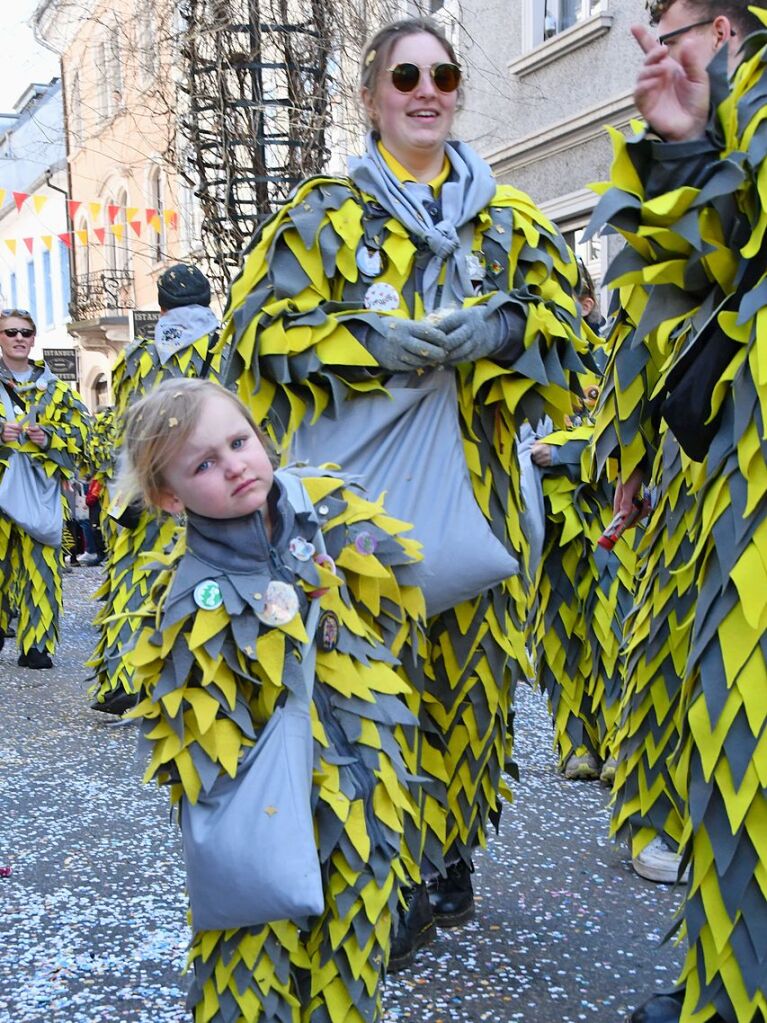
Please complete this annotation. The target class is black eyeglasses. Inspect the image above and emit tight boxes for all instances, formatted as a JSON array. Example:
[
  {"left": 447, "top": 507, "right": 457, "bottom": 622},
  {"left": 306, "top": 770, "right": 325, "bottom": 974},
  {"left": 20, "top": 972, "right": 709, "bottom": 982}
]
[
  {"left": 386, "top": 62, "right": 462, "bottom": 94},
  {"left": 658, "top": 18, "right": 715, "bottom": 45},
  {"left": 1, "top": 327, "right": 35, "bottom": 338}
]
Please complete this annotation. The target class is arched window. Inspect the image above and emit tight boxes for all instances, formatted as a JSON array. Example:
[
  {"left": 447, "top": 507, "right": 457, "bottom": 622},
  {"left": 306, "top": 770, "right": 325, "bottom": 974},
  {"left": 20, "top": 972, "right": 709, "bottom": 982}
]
[{"left": 106, "top": 187, "right": 131, "bottom": 273}]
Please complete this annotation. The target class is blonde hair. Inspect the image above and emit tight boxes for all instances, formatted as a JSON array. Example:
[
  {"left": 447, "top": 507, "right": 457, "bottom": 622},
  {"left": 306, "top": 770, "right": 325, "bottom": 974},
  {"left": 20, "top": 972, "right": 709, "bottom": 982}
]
[{"left": 120, "top": 378, "right": 274, "bottom": 509}]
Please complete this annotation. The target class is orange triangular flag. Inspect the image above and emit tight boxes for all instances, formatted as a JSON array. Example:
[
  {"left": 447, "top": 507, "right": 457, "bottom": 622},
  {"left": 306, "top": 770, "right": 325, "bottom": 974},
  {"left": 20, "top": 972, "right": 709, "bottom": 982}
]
[
  {"left": 89, "top": 202, "right": 102, "bottom": 221},
  {"left": 107, "top": 203, "right": 120, "bottom": 224},
  {"left": 23, "top": 237, "right": 34, "bottom": 254},
  {"left": 149, "top": 214, "right": 161, "bottom": 233},
  {"left": 94, "top": 227, "right": 106, "bottom": 244},
  {"left": 41, "top": 235, "right": 53, "bottom": 250},
  {"left": 76, "top": 229, "right": 88, "bottom": 245},
  {"left": 4, "top": 239, "right": 17, "bottom": 255},
  {"left": 110, "top": 223, "right": 125, "bottom": 240},
  {"left": 13, "top": 192, "right": 29, "bottom": 211},
  {"left": 32, "top": 195, "right": 48, "bottom": 215},
  {"left": 58, "top": 232, "right": 73, "bottom": 248},
  {"left": 145, "top": 207, "right": 157, "bottom": 224},
  {"left": 67, "top": 200, "right": 81, "bottom": 220},
  {"left": 163, "top": 209, "right": 178, "bottom": 229},
  {"left": 129, "top": 220, "right": 142, "bottom": 237}
]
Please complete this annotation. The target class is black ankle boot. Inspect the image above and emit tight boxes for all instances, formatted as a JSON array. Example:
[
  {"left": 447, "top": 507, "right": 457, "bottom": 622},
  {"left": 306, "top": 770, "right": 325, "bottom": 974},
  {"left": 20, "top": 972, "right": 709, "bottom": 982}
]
[
  {"left": 20, "top": 648, "right": 53, "bottom": 669},
  {"left": 388, "top": 884, "right": 435, "bottom": 973},
  {"left": 628, "top": 991, "right": 685, "bottom": 1023},
  {"left": 90, "top": 688, "right": 139, "bottom": 715},
  {"left": 428, "top": 859, "right": 475, "bottom": 927}
]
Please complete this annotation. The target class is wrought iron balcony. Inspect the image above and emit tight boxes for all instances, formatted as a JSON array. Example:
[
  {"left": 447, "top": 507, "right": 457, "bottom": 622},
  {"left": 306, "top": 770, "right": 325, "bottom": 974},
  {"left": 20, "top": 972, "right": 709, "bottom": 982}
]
[{"left": 71, "top": 269, "right": 135, "bottom": 320}]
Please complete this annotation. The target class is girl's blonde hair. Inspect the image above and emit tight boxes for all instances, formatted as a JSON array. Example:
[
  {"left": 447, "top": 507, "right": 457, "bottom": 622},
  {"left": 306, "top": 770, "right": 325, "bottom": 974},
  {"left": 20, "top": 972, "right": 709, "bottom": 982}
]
[{"left": 120, "top": 377, "right": 274, "bottom": 509}]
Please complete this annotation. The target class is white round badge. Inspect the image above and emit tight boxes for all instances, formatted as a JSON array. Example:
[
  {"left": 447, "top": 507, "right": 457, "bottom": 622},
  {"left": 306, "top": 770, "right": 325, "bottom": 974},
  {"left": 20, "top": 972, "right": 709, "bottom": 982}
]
[
  {"left": 256, "top": 580, "right": 300, "bottom": 627},
  {"left": 289, "top": 537, "right": 315, "bottom": 562},
  {"left": 193, "top": 579, "right": 223, "bottom": 611},
  {"left": 364, "top": 282, "right": 400, "bottom": 312}
]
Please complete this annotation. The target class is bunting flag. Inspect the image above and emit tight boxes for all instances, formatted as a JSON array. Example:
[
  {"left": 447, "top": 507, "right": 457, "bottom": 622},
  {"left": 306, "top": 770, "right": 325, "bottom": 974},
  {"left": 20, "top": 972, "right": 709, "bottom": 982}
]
[
  {"left": 23, "top": 237, "right": 34, "bottom": 254},
  {"left": 163, "top": 209, "right": 179, "bottom": 230},
  {"left": 32, "top": 195, "right": 48, "bottom": 215},
  {"left": 111, "top": 223, "right": 125, "bottom": 240},
  {"left": 76, "top": 229, "right": 88, "bottom": 245},
  {"left": 67, "top": 200, "right": 81, "bottom": 220},
  {"left": 126, "top": 206, "right": 139, "bottom": 222},
  {"left": 89, "top": 202, "right": 102, "bottom": 221},
  {"left": 0, "top": 189, "right": 6, "bottom": 208},
  {"left": 4, "top": 239, "right": 16, "bottom": 255},
  {"left": 93, "top": 227, "right": 106, "bottom": 244},
  {"left": 107, "top": 203, "right": 120, "bottom": 224},
  {"left": 41, "top": 235, "right": 53, "bottom": 250},
  {"left": 145, "top": 207, "right": 157, "bottom": 224},
  {"left": 58, "top": 232, "right": 72, "bottom": 248},
  {"left": 149, "top": 213, "right": 161, "bottom": 233},
  {"left": 13, "top": 192, "right": 29, "bottom": 212},
  {"left": 129, "top": 220, "right": 142, "bottom": 238}
]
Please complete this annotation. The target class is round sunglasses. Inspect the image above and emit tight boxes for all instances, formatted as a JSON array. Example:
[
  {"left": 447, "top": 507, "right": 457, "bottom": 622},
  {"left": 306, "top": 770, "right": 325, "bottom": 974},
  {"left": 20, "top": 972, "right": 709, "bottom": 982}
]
[
  {"left": 386, "top": 62, "right": 462, "bottom": 94},
  {"left": 1, "top": 327, "right": 35, "bottom": 338}
]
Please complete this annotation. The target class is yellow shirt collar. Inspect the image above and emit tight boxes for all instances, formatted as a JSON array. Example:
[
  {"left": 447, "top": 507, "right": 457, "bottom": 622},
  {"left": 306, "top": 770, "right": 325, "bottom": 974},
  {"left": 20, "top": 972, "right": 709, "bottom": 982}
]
[{"left": 377, "top": 141, "right": 451, "bottom": 192}]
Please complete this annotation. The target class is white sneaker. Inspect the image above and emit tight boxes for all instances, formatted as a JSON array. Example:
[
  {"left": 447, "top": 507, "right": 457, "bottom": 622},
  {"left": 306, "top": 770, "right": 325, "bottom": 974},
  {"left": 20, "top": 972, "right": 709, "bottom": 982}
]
[
  {"left": 78, "top": 552, "right": 99, "bottom": 564},
  {"left": 562, "top": 751, "right": 600, "bottom": 781},
  {"left": 632, "top": 836, "right": 689, "bottom": 884}
]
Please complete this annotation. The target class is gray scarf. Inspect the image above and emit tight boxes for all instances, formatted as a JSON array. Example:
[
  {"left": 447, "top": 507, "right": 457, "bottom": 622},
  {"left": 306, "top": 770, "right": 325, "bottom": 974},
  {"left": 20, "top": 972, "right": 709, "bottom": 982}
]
[
  {"left": 154, "top": 305, "right": 219, "bottom": 365},
  {"left": 348, "top": 134, "right": 497, "bottom": 312}
]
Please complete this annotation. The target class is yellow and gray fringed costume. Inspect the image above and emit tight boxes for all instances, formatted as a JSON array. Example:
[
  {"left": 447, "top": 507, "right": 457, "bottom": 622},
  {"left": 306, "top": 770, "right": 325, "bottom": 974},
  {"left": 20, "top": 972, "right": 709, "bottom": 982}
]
[
  {"left": 127, "top": 471, "right": 423, "bottom": 1023},
  {"left": 83, "top": 405, "right": 118, "bottom": 542},
  {"left": 219, "top": 172, "right": 586, "bottom": 877},
  {"left": 532, "top": 411, "right": 639, "bottom": 773},
  {"left": 589, "top": 28, "right": 767, "bottom": 1021},
  {"left": 0, "top": 360, "right": 89, "bottom": 655},
  {"left": 89, "top": 329, "right": 224, "bottom": 708},
  {"left": 593, "top": 298, "right": 700, "bottom": 859}
]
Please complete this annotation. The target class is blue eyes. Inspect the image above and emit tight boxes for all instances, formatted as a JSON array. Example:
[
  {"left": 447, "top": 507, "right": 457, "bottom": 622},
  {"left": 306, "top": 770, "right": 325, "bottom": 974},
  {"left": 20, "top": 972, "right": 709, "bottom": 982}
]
[{"left": 194, "top": 437, "right": 247, "bottom": 474}]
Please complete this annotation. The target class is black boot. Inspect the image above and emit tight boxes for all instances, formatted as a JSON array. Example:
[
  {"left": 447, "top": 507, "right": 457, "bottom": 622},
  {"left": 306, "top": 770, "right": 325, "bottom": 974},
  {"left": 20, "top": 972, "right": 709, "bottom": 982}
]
[
  {"left": 628, "top": 991, "right": 685, "bottom": 1023},
  {"left": 428, "top": 859, "right": 475, "bottom": 927},
  {"left": 20, "top": 648, "right": 53, "bottom": 669},
  {"left": 90, "top": 688, "right": 139, "bottom": 715},
  {"left": 388, "top": 884, "right": 435, "bottom": 973}
]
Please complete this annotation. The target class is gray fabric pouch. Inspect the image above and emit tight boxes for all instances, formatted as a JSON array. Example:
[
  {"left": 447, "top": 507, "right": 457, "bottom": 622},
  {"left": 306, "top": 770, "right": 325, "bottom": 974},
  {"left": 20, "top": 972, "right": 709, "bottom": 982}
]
[
  {"left": 0, "top": 451, "right": 63, "bottom": 547},
  {"left": 291, "top": 368, "right": 519, "bottom": 616}
]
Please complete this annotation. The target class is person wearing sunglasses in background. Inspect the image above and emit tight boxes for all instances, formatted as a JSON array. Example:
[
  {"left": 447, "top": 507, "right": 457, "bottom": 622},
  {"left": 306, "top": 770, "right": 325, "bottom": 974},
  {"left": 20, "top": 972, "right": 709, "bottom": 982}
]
[
  {"left": 586, "top": 2, "right": 767, "bottom": 1022},
  {"left": 220, "top": 16, "right": 588, "bottom": 998},
  {"left": 0, "top": 309, "right": 89, "bottom": 669}
]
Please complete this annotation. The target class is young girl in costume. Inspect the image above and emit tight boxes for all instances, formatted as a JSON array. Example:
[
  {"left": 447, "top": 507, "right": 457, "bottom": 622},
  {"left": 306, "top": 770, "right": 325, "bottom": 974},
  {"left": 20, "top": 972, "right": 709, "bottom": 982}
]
[{"left": 122, "top": 377, "right": 423, "bottom": 1023}]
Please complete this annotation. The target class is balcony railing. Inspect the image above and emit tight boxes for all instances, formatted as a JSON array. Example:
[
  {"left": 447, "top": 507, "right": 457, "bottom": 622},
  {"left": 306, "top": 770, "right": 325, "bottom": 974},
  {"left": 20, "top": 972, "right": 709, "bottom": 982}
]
[{"left": 71, "top": 269, "right": 135, "bottom": 321}]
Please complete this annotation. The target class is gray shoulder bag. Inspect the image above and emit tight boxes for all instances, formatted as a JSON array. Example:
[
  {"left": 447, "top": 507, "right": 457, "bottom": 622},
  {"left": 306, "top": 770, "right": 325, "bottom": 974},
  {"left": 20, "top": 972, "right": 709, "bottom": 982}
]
[{"left": 180, "top": 482, "right": 325, "bottom": 933}]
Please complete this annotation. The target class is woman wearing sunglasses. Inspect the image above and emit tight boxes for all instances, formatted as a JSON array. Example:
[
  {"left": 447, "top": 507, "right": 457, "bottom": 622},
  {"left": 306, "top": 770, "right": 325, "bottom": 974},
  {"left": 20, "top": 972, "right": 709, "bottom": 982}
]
[
  {"left": 0, "top": 309, "right": 89, "bottom": 669},
  {"left": 218, "top": 16, "right": 587, "bottom": 1015}
]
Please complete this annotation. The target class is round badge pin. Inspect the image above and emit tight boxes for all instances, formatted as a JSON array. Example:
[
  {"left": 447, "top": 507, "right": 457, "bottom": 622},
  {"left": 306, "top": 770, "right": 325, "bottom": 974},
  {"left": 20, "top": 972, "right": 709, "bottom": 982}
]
[
  {"left": 364, "top": 282, "right": 400, "bottom": 312},
  {"left": 356, "top": 244, "right": 384, "bottom": 278},
  {"left": 354, "top": 531, "right": 378, "bottom": 556},
  {"left": 314, "top": 552, "right": 336, "bottom": 575},
  {"left": 289, "top": 537, "right": 316, "bottom": 562},
  {"left": 193, "top": 579, "right": 223, "bottom": 611},
  {"left": 317, "top": 611, "right": 340, "bottom": 652},
  {"left": 256, "top": 580, "right": 300, "bottom": 627}
]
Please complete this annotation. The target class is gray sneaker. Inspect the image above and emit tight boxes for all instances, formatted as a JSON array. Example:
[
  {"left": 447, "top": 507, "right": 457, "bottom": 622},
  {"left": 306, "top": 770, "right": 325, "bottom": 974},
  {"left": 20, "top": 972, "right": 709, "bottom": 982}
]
[{"left": 632, "top": 836, "right": 689, "bottom": 884}]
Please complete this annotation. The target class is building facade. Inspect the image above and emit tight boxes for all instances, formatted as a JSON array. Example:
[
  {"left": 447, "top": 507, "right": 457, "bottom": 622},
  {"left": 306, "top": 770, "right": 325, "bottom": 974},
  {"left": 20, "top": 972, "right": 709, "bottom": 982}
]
[
  {"left": 0, "top": 80, "right": 77, "bottom": 381},
  {"left": 33, "top": 0, "right": 206, "bottom": 406},
  {"left": 454, "top": 0, "right": 647, "bottom": 303}
]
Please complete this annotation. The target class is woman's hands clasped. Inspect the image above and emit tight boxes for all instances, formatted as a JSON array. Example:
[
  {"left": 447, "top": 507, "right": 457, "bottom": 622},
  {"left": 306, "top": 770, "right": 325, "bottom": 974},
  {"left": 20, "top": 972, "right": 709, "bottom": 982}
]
[{"left": 369, "top": 305, "right": 507, "bottom": 370}]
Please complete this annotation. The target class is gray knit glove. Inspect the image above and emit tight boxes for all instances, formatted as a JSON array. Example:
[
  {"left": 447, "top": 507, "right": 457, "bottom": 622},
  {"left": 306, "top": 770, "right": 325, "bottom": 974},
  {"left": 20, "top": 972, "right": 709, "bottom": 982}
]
[
  {"left": 366, "top": 318, "right": 448, "bottom": 371},
  {"left": 435, "top": 306, "right": 511, "bottom": 364}
]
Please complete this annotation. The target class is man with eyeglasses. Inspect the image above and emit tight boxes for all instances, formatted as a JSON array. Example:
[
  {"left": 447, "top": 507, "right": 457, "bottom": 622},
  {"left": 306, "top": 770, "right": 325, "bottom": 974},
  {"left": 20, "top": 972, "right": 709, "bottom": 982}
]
[
  {"left": 0, "top": 308, "right": 89, "bottom": 669},
  {"left": 587, "top": 2, "right": 767, "bottom": 1022}
]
